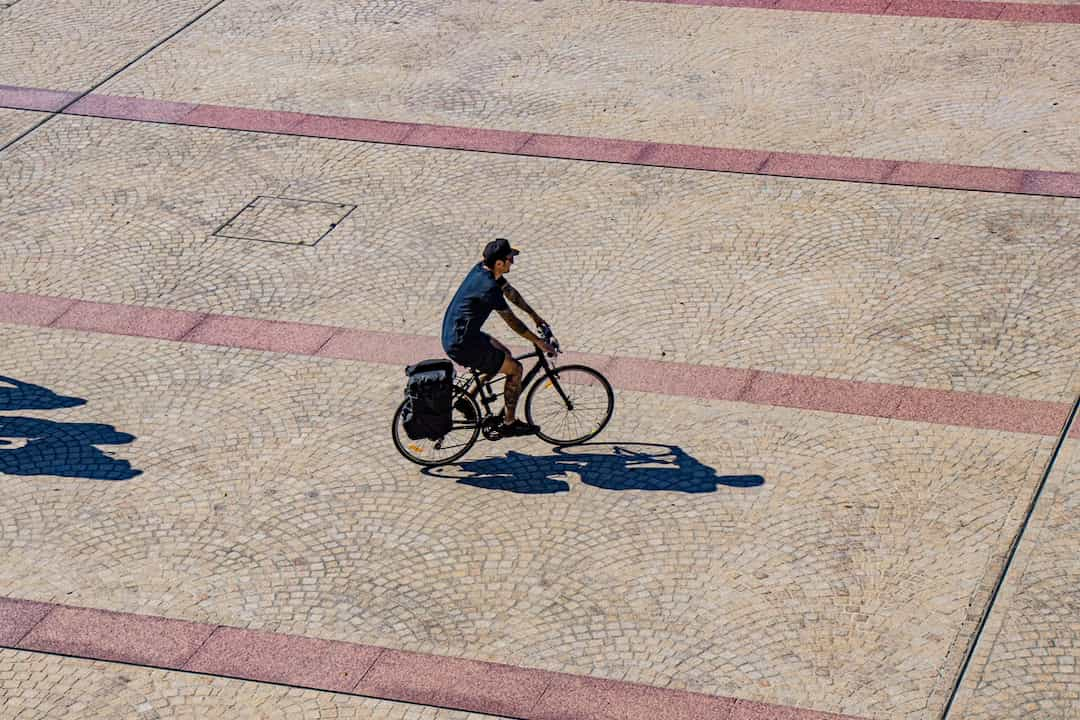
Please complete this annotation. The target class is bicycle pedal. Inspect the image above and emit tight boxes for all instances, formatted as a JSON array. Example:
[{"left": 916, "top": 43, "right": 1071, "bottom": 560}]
[{"left": 481, "top": 416, "right": 504, "bottom": 441}]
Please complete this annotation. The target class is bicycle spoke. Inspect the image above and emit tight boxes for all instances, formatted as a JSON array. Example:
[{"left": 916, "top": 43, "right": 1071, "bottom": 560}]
[
  {"left": 526, "top": 366, "right": 613, "bottom": 445},
  {"left": 392, "top": 388, "right": 481, "bottom": 466}
]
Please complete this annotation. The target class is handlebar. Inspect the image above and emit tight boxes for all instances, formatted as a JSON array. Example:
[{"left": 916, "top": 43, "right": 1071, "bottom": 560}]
[{"left": 538, "top": 323, "right": 560, "bottom": 357}]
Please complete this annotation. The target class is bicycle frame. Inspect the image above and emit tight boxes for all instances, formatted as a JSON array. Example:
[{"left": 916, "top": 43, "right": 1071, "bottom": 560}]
[{"left": 458, "top": 347, "right": 573, "bottom": 421}]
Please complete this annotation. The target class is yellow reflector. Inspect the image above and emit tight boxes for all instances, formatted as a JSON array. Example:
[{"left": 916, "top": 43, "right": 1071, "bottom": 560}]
[
  {"left": 408, "top": 444, "right": 424, "bottom": 453},
  {"left": 545, "top": 381, "right": 553, "bottom": 388}
]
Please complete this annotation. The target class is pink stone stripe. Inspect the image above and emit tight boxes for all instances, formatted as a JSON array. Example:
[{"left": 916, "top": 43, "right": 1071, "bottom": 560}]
[
  {"left": 66, "top": 94, "right": 197, "bottom": 124},
  {"left": 2, "top": 291, "right": 1076, "bottom": 438},
  {"left": 402, "top": 123, "right": 533, "bottom": 154},
  {"left": 623, "top": 0, "right": 1080, "bottom": 23},
  {"left": 0, "top": 291, "right": 76, "bottom": 326},
  {"left": 17, "top": 605, "right": 216, "bottom": 668},
  {"left": 520, "top": 133, "right": 650, "bottom": 163},
  {"left": 181, "top": 103, "right": 310, "bottom": 134},
  {"left": 0, "top": 597, "right": 54, "bottom": 646},
  {"left": 181, "top": 314, "right": 337, "bottom": 355},
  {"left": 183, "top": 626, "right": 383, "bottom": 694},
  {"left": 0, "top": 85, "right": 79, "bottom": 113},
  {"left": 532, "top": 673, "right": 739, "bottom": 720},
  {"left": 2, "top": 87, "right": 1079, "bottom": 198},
  {"left": 0, "top": 598, "right": 864, "bottom": 720},
  {"left": 51, "top": 299, "right": 207, "bottom": 341},
  {"left": 354, "top": 648, "right": 551, "bottom": 718}
]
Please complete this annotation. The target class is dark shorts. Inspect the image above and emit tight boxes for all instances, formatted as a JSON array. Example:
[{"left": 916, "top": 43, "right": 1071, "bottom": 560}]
[{"left": 445, "top": 332, "right": 506, "bottom": 376}]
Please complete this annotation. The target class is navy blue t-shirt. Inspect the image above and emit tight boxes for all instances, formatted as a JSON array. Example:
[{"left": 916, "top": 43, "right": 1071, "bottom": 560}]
[{"left": 441, "top": 262, "right": 508, "bottom": 351}]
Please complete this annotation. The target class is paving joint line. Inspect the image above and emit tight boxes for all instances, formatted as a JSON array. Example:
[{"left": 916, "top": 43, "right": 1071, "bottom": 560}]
[
  {"left": 349, "top": 646, "right": 386, "bottom": 692},
  {"left": 176, "top": 312, "right": 211, "bottom": 342},
  {"left": 8, "top": 603, "right": 57, "bottom": 648},
  {"left": 45, "top": 300, "right": 78, "bottom": 328},
  {"left": 341, "top": 647, "right": 536, "bottom": 720},
  {"left": 528, "top": 677, "right": 555, "bottom": 717},
  {"left": 940, "top": 392, "right": 1080, "bottom": 719},
  {"left": 312, "top": 328, "right": 342, "bottom": 357},
  {"left": 0, "top": 0, "right": 229, "bottom": 155},
  {"left": 178, "top": 623, "right": 221, "bottom": 668}
]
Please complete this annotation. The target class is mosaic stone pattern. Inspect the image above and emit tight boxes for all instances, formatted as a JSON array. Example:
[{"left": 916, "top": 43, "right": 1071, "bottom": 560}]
[
  {"left": 0, "top": 108, "right": 43, "bottom": 147},
  {"left": 0, "top": 325, "right": 1057, "bottom": 718},
  {"left": 1, "top": 1, "right": 1077, "bottom": 718},
  {"left": 951, "top": 439, "right": 1080, "bottom": 719},
  {"left": 97, "top": 0, "right": 1080, "bottom": 171},
  {"left": 0, "top": 0, "right": 220, "bottom": 90},
  {"left": 0, "top": 648, "right": 508, "bottom": 720},
  {"left": 1, "top": 116, "right": 1076, "bottom": 402}
]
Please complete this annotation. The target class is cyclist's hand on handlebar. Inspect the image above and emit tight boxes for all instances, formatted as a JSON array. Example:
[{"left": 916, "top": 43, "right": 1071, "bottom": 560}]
[
  {"left": 534, "top": 337, "right": 556, "bottom": 356},
  {"left": 534, "top": 322, "right": 559, "bottom": 356}
]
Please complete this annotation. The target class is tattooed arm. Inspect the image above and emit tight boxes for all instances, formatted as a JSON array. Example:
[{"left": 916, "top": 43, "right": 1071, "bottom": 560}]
[
  {"left": 498, "top": 308, "right": 553, "bottom": 353},
  {"left": 501, "top": 282, "right": 545, "bottom": 328}
]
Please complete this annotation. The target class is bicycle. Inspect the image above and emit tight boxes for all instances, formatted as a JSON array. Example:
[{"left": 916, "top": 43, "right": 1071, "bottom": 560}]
[{"left": 392, "top": 326, "right": 614, "bottom": 467}]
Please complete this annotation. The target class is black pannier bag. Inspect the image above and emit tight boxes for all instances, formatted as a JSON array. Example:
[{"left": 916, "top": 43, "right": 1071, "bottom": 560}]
[{"left": 402, "top": 359, "right": 454, "bottom": 441}]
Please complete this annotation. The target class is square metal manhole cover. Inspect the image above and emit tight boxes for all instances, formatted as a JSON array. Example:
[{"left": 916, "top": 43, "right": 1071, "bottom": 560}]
[{"left": 213, "top": 196, "right": 356, "bottom": 246}]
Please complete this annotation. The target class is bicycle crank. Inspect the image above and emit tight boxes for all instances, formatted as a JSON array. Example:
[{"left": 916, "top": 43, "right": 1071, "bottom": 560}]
[{"left": 481, "top": 415, "right": 503, "bottom": 441}]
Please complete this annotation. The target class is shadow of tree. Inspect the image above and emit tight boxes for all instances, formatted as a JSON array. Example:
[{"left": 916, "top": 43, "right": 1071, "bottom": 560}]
[
  {"left": 424, "top": 442, "right": 764, "bottom": 494},
  {"left": 0, "top": 377, "right": 141, "bottom": 481}
]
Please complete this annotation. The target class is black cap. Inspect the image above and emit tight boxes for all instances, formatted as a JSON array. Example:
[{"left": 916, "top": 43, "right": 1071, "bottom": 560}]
[{"left": 483, "top": 238, "right": 520, "bottom": 266}]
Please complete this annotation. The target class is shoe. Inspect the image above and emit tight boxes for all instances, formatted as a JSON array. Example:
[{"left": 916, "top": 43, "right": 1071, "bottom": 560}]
[{"left": 498, "top": 419, "right": 540, "bottom": 437}]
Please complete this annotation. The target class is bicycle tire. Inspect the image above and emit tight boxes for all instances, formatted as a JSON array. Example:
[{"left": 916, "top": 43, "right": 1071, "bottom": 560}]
[
  {"left": 392, "top": 387, "right": 480, "bottom": 466},
  {"left": 524, "top": 364, "right": 614, "bottom": 446}
]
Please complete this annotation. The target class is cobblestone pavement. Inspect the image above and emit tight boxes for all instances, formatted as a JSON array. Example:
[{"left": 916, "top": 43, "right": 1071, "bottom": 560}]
[
  {"left": 0, "top": 648, "right": 507, "bottom": 719},
  {"left": 2, "top": 117, "right": 1077, "bottom": 402},
  {"left": 0, "top": 325, "right": 1060, "bottom": 718},
  {"left": 950, "top": 438, "right": 1080, "bottom": 719},
  {"left": 2, "top": 1, "right": 1078, "bottom": 719},
  {"left": 0, "top": 0, "right": 218, "bottom": 91},
  {"left": 0, "top": 109, "right": 42, "bottom": 146},
  {"left": 93, "top": 0, "right": 1080, "bottom": 171}
]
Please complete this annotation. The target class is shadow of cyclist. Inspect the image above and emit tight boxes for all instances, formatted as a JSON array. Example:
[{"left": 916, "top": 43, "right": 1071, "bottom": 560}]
[
  {"left": 0, "top": 377, "right": 141, "bottom": 481},
  {"left": 0, "top": 375, "right": 86, "bottom": 411},
  {"left": 423, "top": 442, "right": 764, "bottom": 494}
]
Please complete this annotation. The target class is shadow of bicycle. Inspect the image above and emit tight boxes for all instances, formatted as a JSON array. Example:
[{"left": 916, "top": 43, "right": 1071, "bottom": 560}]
[
  {"left": 0, "top": 376, "right": 141, "bottom": 481},
  {"left": 423, "top": 442, "right": 764, "bottom": 494}
]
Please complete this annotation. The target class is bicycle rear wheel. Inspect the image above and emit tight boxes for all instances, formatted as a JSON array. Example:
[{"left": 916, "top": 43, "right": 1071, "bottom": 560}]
[
  {"left": 392, "top": 388, "right": 480, "bottom": 466},
  {"left": 524, "top": 364, "right": 614, "bottom": 446}
]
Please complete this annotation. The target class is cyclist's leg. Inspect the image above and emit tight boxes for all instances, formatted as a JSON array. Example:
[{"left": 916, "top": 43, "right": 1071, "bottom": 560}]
[
  {"left": 450, "top": 334, "right": 511, "bottom": 408},
  {"left": 486, "top": 336, "right": 523, "bottom": 423}
]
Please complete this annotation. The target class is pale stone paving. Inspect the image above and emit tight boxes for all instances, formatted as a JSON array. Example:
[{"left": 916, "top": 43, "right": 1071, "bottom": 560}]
[
  {"left": 1, "top": 116, "right": 1077, "bottom": 402},
  {"left": 0, "top": 325, "right": 1057, "bottom": 718},
  {"left": 1, "top": 1, "right": 1078, "bottom": 718},
  {"left": 96, "top": 0, "right": 1080, "bottom": 171},
  {"left": 0, "top": 0, "right": 219, "bottom": 91},
  {"left": 950, "top": 439, "right": 1080, "bottom": 719},
  {"left": 0, "top": 108, "right": 43, "bottom": 146},
  {"left": 0, "top": 649, "right": 509, "bottom": 720}
]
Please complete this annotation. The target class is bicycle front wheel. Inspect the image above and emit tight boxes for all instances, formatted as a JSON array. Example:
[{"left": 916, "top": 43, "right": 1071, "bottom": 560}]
[
  {"left": 392, "top": 388, "right": 480, "bottom": 466},
  {"left": 524, "top": 364, "right": 614, "bottom": 446}
]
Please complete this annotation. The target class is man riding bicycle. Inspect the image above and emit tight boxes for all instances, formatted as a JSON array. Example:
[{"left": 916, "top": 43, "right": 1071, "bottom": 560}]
[{"left": 442, "top": 238, "right": 555, "bottom": 437}]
